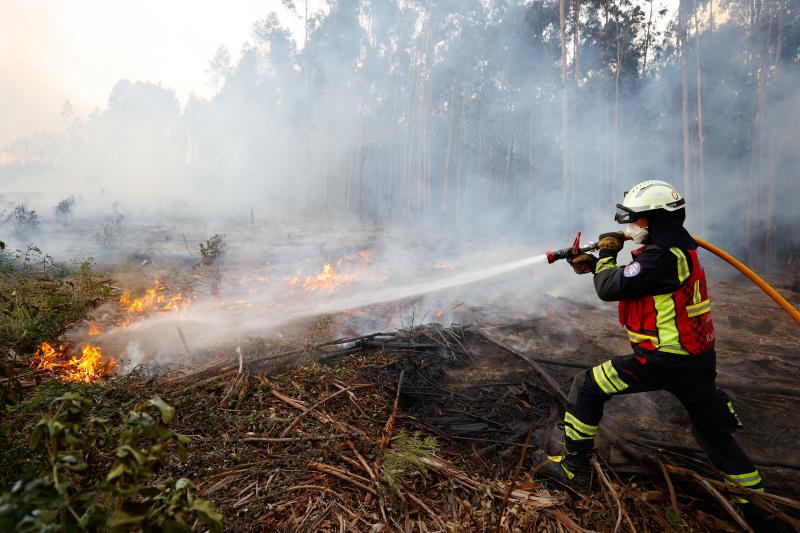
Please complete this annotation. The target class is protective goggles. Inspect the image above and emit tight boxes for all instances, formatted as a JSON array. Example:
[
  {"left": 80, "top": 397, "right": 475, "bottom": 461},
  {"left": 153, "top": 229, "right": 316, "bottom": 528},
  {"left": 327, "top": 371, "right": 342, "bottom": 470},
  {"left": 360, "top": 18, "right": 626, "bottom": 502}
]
[
  {"left": 614, "top": 204, "right": 641, "bottom": 224},
  {"left": 614, "top": 198, "right": 685, "bottom": 223}
]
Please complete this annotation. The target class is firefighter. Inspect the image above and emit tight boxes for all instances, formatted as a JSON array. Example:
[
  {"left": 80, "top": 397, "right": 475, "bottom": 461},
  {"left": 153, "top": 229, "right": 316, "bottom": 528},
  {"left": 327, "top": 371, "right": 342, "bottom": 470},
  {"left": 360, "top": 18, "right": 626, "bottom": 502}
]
[{"left": 540, "top": 180, "right": 771, "bottom": 526}]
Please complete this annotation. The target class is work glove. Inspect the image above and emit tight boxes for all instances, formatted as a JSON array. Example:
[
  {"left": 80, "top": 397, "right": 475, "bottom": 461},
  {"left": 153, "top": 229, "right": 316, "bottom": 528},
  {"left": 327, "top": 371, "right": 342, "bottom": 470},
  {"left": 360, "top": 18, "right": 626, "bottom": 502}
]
[
  {"left": 598, "top": 231, "right": 625, "bottom": 258},
  {"left": 567, "top": 253, "right": 598, "bottom": 275}
]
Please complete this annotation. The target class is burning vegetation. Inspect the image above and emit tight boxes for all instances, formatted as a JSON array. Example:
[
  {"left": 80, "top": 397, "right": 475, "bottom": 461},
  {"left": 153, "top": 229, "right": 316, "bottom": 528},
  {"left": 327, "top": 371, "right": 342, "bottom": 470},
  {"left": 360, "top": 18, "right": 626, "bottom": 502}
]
[
  {"left": 30, "top": 342, "right": 116, "bottom": 383},
  {"left": 284, "top": 262, "right": 354, "bottom": 292},
  {"left": 119, "top": 280, "right": 192, "bottom": 314}
]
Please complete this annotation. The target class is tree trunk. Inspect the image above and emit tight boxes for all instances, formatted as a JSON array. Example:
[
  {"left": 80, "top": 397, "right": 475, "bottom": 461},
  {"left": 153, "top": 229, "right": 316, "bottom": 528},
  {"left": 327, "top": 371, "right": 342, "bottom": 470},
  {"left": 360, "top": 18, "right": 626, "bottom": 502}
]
[
  {"left": 679, "top": 0, "right": 692, "bottom": 201},
  {"left": 746, "top": 4, "right": 774, "bottom": 254},
  {"left": 612, "top": 19, "right": 622, "bottom": 195},
  {"left": 765, "top": 0, "right": 783, "bottom": 260},
  {"left": 642, "top": 0, "right": 654, "bottom": 77},
  {"left": 695, "top": 8, "right": 706, "bottom": 233},
  {"left": 442, "top": 82, "right": 456, "bottom": 212},
  {"left": 527, "top": 107, "right": 536, "bottom": 223},
  {"left": 503, "top": 100, "right": 516, "bottom": 203},
  {"left": 456, "top": 67, "right": 468, "bottom": 223},
  {"left": 559, "top": 0, "right": 571, "bottom": 210}
]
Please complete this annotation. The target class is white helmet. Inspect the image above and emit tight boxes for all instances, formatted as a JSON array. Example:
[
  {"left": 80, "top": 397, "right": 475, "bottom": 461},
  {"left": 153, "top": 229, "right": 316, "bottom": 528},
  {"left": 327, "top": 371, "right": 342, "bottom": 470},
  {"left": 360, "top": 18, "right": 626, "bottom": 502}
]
[{"left": 614, "top": 179, "right": 685, "bottom": 223}]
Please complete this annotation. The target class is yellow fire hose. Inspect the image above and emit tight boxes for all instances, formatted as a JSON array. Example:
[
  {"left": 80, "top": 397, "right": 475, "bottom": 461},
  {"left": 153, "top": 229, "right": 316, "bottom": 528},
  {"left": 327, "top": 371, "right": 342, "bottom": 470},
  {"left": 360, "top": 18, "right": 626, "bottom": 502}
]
[{"left": 693, "top": 237, "right": 800, "bottom": 325}]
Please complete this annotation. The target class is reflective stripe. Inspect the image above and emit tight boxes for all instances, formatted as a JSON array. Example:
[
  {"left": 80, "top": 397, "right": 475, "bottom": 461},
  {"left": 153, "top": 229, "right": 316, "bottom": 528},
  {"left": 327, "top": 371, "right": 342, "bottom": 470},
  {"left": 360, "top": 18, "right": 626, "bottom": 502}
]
[
  {"left": 726, "top": 401, "right": 743, "bottom": 426},
  {"left": 726, "top": 470, "right": 762, "bottom": 487},
  {"left": 727, "top": 486, "right": 764, "bottom": 504},
  {"left": 670, "top": 247, "right": 690, "bottom": 284},
  {"left": 565, "top": 412, "right": 598, "bottom": 437},
  {"left": 592, "top": 361, "right": 628, "bottom": 395},
  {"left": 627, "top": 329, "right": 658, "bottom": 343},
  {"left": 693, "top": 280, "right": 702, "bottom": 304},
  {"left": 653, "top": 293, "right": 682, "bottom": 353},
  {"left": 592, "top": 365, "right": 617, "bottom": 395},
  {"left": 686, "top": 299, "right": 711, "bottom": 317},
  {"left": 595, "top": 256, "right": 618, "bottom": 274},
  {"left": 602, "top": 361, "right": 628, "bottom": 392},
  {"left": 565, "top": 426, "right": 594, "bottom": 441},
  {"left": 658, "top": 345, "right": 690, "bottom": 355},
  {"left": 545, "top": 455, "right": 575, "bottom": 479}
]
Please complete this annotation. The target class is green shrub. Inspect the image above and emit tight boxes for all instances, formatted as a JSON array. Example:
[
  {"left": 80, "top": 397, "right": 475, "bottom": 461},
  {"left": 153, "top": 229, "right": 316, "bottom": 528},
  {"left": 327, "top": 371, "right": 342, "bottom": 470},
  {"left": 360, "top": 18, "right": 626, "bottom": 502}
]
[{"left": 0, "top": 392, "right": 222, "bottom": 532}]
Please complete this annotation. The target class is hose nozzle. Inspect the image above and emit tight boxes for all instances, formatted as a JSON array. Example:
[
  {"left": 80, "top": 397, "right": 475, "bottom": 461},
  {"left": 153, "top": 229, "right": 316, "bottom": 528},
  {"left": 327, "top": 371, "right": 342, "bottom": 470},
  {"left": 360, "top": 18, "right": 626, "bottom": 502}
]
[{"left": 546, "top": 231, "right": 599, "bottom": 264}]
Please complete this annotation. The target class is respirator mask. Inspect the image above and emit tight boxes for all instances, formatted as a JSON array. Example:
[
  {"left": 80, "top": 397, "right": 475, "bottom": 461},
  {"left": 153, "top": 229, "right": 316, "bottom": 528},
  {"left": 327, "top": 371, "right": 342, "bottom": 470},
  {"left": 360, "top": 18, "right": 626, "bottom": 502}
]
[{"left": 626, "top": 224, "right": 649, "bottom": 244}]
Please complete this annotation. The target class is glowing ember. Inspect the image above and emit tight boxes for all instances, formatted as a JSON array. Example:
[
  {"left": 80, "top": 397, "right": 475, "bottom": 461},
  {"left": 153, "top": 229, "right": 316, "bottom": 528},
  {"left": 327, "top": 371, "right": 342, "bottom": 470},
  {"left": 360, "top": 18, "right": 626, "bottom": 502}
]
[
  {"left": 120, "top": 281, "right": 191, "bottom": 314},
  {"left": 87, "top": 321, "right": 102, "bottom": 336},
  {"left": 434, "top": 261, "right": 455, "bottom": 270},
  {"left": 31, "top": 342, "right": 116, "bottom": 383},
  {"left": 434, "top": 309, "right": 444, "bottom": 318}
]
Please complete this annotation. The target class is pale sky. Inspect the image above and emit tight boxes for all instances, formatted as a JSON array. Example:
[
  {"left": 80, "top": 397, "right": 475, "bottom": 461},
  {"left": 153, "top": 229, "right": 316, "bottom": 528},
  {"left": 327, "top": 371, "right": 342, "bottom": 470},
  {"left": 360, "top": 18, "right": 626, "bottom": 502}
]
[
  {"left": 0, "top": 0, "right": 313, "bottom": 147},
  {"left": 0, "top": 0, "right": 683, "bottom": 149}
]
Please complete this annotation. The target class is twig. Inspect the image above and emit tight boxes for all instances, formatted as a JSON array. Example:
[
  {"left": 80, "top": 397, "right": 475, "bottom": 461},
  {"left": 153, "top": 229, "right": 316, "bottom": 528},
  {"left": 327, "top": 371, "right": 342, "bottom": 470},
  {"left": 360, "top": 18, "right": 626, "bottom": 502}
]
[
  {"left": 379, "top": 369, "right": 405, "bottom": 450},
  {"left": 243, "top": 432, "right": 361, "bottom": 443},
  {"left": 279, "top": 384, "right": 372, "bottom": 437},
  {"left": 309, "top": 462, "right": 377, "bottom": 496},
  {"left": 473, "top": 329, "right": 567, "bottom": 405},
  {"left": 693, "top": 475, "right": 754, "bottom": 533},
  {"left": 546, "top": 509, "right": 596, "bottom": 533},
  {"left": 658, "top": 460, "right": 679, "bottom": 512},
  {"left": 269, "top": 386, "right": 361, "bottom": 435},
  {"left": 593, "top": 457, "right": 623, "bottom": 533},
  {"left": 407, "top": 490, "right": 447, "bottom": 531},
  {"left": 495, "top": 422, "right": 536, "bottom": 532}
]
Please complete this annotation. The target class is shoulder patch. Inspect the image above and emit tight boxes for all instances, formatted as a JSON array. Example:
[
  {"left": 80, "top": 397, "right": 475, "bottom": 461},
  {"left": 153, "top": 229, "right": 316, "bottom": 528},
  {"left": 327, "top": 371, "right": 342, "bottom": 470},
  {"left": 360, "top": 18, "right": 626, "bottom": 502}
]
[{"left": 623, "top": 262, "right": 642, "bottom": 278}]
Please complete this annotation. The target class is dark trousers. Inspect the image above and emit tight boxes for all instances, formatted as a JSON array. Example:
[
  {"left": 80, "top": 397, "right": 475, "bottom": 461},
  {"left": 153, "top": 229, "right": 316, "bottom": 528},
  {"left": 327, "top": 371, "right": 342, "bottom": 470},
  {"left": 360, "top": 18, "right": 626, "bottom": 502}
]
[{"left": 562, "top": 349, "right": 764, "bottom": 494}]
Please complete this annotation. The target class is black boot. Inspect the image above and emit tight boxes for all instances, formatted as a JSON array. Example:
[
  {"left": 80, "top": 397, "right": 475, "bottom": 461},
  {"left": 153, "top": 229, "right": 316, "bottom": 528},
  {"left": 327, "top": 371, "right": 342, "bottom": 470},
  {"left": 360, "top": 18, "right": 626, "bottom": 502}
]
[
  {"left": 740, "top": 502, "right": 795, "bottom": 533},
  {"left": 534, "top": 445, "right": 592, "bottom": 491}
]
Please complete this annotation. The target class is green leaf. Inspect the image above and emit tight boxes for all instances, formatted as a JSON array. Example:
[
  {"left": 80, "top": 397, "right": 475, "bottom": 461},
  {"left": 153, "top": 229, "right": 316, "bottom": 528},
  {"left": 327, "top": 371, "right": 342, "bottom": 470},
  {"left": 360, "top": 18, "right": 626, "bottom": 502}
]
[
  {"left": 106, "top": 463, "right": 127, "bottom": 482},
  {"left": 107, "top": 509, "right": 144, "bottom": 529},
  {"left": 190, "top": 499, "right": 223, "bottom": 533},
  {"left": 147, "top": 396, "right": 175, "bottom": 424}
]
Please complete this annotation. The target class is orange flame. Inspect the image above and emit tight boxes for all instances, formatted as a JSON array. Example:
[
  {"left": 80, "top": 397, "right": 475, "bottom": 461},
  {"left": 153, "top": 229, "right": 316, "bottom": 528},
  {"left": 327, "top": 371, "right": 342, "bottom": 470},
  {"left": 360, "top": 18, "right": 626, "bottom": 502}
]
[
  {"left": 284, "top": 262, "right": 353, "bottom": 292},
  {"left": 31, "top": 342, "right": 116, "bottom": 383},
  {"left": 32, "top": 342, "right": 65, "bottom": 372},
  {"left": 120, "top": 281, "right": 191, "bottom": 314},
  {"left": 434, "top": 261, "right": 455, "bottom": 270},
  {"left": 434, "top": 309, "right": 444, "bottom": 318}
]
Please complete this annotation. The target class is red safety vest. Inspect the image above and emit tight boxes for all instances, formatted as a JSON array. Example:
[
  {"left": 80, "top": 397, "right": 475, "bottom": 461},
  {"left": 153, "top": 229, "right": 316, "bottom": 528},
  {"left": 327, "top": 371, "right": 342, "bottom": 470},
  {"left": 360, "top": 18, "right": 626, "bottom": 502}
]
[{"left": 619, "top": 247, "right": 715, "bottom": 355}]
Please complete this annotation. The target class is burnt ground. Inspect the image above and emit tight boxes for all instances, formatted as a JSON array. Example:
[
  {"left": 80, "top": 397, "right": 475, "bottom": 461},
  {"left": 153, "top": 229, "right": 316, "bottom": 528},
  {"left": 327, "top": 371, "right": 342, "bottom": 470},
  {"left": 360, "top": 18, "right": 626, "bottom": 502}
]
[{"left": 5, "top": 265, "right": 799, "bottom": 531}]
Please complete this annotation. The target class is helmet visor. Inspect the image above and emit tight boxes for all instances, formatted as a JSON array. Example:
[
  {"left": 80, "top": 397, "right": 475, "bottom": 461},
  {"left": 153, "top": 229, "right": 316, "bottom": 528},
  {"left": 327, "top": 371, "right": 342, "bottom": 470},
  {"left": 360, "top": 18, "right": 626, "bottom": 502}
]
[{"left": 614, "top": 204, "right": 641, "bottom": 224}]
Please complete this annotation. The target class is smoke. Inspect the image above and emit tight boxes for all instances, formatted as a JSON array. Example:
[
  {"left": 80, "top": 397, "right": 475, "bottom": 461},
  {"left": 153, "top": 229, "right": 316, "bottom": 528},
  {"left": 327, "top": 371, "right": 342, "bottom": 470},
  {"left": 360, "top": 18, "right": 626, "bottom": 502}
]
[{"left": 1, "top": 0, "right": 798, "bottom": 366}]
